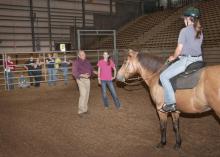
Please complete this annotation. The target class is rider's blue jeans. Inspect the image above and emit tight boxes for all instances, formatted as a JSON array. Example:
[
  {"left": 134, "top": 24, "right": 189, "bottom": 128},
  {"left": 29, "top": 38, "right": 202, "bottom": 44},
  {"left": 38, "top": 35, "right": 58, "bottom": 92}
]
[{"left": 160, "top": 56, "right": 203, "bottom": 105}]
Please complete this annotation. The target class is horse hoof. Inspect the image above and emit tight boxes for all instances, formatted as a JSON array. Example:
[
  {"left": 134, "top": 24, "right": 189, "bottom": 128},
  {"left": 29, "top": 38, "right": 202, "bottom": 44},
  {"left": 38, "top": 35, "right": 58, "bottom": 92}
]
[
  {"left": 173, "top": 144, "right": 181, "bottom": 150},
  {"left": 156, "top": 142, "right": 166, "bottom": 149}
]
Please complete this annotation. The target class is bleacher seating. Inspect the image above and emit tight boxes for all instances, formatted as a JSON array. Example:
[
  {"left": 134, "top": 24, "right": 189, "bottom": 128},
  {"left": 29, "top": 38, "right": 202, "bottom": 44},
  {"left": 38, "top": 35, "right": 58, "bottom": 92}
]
[
  {"left": 96, "top": 10, "right": 174, "bottom": 49},
  {"left": 97, "top": 0, "right": 220, "bottom": 65}
]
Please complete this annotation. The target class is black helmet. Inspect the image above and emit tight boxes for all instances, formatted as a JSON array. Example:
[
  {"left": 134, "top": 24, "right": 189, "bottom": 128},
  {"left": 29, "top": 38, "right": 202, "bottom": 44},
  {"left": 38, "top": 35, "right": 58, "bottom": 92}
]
[{"left": 183, "top": 7, "right": 200, "bottom": 18}]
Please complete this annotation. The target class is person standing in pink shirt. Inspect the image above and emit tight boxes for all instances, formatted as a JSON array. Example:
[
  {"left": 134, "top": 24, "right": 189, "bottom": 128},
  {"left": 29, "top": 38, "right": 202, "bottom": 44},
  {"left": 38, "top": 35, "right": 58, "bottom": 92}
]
[
  {"left": 97, "top": 52, "right": 121, "bottom": 109},
  {"left": 4, "top": 55, "right": 16, "bottom": 90}
]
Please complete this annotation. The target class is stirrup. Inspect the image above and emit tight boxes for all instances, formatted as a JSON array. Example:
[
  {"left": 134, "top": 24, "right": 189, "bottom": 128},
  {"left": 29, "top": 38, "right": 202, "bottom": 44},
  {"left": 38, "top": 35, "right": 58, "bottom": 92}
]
[{"left": 159, "top": 103, "right": 177, "bottom": 113}]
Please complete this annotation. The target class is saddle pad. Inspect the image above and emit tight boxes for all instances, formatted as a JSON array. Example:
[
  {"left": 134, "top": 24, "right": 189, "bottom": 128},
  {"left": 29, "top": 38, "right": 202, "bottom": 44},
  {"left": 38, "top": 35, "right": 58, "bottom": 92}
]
[{"left": 170, "top": 69, "right": 203, "bottom": 90}]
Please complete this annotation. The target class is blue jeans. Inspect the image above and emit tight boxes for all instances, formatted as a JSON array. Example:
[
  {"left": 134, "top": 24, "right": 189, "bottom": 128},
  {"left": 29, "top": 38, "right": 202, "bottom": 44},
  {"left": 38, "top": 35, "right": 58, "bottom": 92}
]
[
  {"left": 27, "top": 70, "right": 34, "bottom": 85},
  {"left": 61, "top": 67, "right": 68, "bottom": 85},
  {"left": 101, "top": 80, "right": 121, "bottom": 108},
  {"left": 5, "top": 71, "right": 14, "bottom": 90},
  {"left": 47, "top": 68, "right": 56, "bottom": 85},
  {"left": 54, "top": 69, "right": 58, "bottom": 82},
  {"left": 160, "top": 56, "right": 203, "bottom": 105}
]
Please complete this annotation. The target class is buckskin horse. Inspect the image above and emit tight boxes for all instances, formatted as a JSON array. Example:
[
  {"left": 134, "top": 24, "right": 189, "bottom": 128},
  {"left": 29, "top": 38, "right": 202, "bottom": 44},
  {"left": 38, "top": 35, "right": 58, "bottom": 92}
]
[{"left": 117, "top": 49, "right": 220, "bottom": 149}]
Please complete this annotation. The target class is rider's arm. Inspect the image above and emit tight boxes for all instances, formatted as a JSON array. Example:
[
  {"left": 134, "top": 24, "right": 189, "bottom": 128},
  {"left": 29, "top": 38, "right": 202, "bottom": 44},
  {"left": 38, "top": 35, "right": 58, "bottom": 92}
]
[
  {"left": 168, "top": 43, "right": 183, "bottom": 62},
  {"left": 173, "top": 43, "right": 183, "bottom": 59},
  {"left": 168, "top": 28, "right": 185, "bottom": 62}
]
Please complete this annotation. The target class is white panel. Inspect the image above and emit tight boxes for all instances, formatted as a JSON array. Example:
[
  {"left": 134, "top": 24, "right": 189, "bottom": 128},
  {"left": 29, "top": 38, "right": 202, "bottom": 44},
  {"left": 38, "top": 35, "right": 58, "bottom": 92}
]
[
  {"left": 2, "top": 41, "right": 32, "bottom": 46},
  {"left": 0, "top": 34, "right": 32, "bottom": 40},
  {"left": 34, "top": 21, "right": 49, "bottom": 27},
  {"left": 51, "top": 29, "right": 69, "bottom": 34},
  {"left": 85, "top": 3, "right": 110, "bottom": 12},
  {"left": 33, "top": 12, "right": 49, "bottom": 18},
  {"left": 0, "top": 16, "right": 29, "bottom": 20},
  {"left": 51, "top": 0, "right": 82, "bottom": 10},
  {"left": 33, "top": 0, "right": 47, "bottom": 8},
  {"left": 0, "top": 10, "right": 30, "bottom": 16},
  {"left": 0, "top": 0, "right": 29, "bottom": 6},
  {"left": 76, "top": 23, "right": 83, "bottom": 27},
  {"left": 51, "top": 22, "right": 73, "bottom": 26},
  {"left": 85, "top": 23, "right": 94, "bottom": 27},
  {"left": 0, "top": 19, "right": 31, "bottom": 26},
  {"left": 88, "top": 0, "right": 110, "bottom": 5},
  {"left": 50, "top": 20, "right": 75, "bottom": 25},
  {"left": 85, "top": 14, "right": 93, "bottom": 20},
  {"left": 0, "top": 20, "right": 31, "bottom": 27},
  {"left": 0, "top": 27, "right": 32, "bottom": 33},
  {"left": 36, "top": 20, "right": 50, "bottom": 26},
  {"left": 3, "top": 47, "right": 33, "bottom": 52},
  {"left": 39, "top": 47, "right": 50, "bottom": 52},
  {"left": 51, "top": 12, "right": 81, "bottom": 17},
  {"left": 40, "top": 41, "right": 50, "bottom": 46},
  {"left": 35, "top": 28, "right": 49, "bottom": 34},
  {"left": 112, "top": 2, "right": 116, "bottom": 13},
  {"left": 160, "top": 0, "right": 168, "bottom": 7},
  {"left": 52, "top": 34, "right": 69, "bottom": 38}
]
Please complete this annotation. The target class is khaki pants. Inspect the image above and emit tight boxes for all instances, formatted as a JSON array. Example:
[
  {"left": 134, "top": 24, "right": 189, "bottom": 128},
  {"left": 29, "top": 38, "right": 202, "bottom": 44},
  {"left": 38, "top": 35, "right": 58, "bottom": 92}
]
[{"left": 76, "top": 78, "right": 90, "bottom": 114}]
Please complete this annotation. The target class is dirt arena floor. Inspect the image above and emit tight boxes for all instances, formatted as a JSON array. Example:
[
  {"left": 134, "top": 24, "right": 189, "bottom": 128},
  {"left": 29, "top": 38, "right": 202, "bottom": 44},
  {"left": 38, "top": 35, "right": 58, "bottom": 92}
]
[{"left": 0, "top": 80, "right": 220, "bottom": 157}]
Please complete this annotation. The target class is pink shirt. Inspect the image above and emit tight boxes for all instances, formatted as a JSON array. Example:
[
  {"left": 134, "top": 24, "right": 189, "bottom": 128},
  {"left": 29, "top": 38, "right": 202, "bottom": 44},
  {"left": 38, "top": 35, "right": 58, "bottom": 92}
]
[
  {"left": 4, "top": 60, "right": 15, "bottom": 72},
  {"left": 97, "top": 59, "right": 115, "bottom": 81}
]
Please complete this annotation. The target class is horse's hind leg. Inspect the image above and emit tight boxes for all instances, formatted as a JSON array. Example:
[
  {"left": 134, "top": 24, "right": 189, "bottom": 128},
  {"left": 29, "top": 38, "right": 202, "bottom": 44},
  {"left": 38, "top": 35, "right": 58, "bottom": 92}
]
[
  {"left": 171, "top": 112, "right": 181, "bottom": 150},
  {"left": 156, "top": 112, "right": 168, "bottom": 148}
]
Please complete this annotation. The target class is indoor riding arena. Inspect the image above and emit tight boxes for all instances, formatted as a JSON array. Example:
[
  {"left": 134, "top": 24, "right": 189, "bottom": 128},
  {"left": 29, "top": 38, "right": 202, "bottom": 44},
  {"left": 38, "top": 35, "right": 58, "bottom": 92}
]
[{"left": 0, "top": 0, "right": 220, "bottom": 157}]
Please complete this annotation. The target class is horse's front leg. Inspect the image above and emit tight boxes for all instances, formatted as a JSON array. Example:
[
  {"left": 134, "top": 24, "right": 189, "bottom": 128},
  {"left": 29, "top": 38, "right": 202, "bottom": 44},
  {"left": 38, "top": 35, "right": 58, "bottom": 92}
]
[
  {"left": 156, "top": 111, "right": 168, "bottom": 148},
  {"left": 171, "top": 112, "right": 181, "bottom": 150}
]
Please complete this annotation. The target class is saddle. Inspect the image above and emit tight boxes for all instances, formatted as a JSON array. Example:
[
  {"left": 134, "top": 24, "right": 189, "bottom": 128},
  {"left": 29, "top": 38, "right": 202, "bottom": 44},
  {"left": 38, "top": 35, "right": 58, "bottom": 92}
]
[{"left": 159, "top": 61, "right": 205, "bottom": 91}]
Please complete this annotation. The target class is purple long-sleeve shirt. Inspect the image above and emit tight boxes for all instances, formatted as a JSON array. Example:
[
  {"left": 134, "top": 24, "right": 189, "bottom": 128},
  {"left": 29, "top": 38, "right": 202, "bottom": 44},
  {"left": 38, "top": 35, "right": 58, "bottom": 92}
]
[{"left": 72, "top": 58, "right": 93, "bottom": 79}]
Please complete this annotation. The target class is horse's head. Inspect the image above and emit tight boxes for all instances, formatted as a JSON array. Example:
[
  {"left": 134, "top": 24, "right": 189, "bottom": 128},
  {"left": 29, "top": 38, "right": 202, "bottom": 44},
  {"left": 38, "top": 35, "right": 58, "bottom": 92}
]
[
  {"left": 117, "top": 49, "right": 164, "bottom": 83},
  {"left": 117, "top": 49, "right": 139, "bottom": 82}
]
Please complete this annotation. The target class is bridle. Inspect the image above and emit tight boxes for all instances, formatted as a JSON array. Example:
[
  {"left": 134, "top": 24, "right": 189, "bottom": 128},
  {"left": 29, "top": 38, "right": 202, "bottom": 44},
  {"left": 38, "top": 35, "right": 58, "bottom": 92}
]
[
  {"left": 117, "top": 59, "right": 147, "bottom": 91},
  {"left": 119, "top": 57, "right": 168, "bottom": 88},
  {"left": 120, "top": 59, "right": 144, "bottom": 86},
  {"left": 122, "top": 76, "right": 143, "bottom": 86}
]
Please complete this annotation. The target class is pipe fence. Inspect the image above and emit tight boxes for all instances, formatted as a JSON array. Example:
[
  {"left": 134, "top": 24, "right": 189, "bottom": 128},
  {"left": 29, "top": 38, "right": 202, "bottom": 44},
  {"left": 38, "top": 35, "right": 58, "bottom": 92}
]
[{"left": 0, "top": 49, "right": 125, "bottom": 91}]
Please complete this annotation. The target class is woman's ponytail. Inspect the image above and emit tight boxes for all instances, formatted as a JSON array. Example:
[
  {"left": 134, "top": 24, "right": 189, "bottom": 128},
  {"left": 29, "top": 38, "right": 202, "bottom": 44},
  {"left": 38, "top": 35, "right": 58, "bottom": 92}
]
[{"left": 193, "top": 18, "right": 203, "bottom": 39}]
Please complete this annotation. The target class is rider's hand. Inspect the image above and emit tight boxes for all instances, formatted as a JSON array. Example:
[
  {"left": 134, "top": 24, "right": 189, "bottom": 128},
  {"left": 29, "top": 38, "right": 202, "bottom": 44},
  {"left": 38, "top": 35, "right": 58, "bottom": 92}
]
[{"left": 168, "top": 55, "right": 176, "bottom": 62}]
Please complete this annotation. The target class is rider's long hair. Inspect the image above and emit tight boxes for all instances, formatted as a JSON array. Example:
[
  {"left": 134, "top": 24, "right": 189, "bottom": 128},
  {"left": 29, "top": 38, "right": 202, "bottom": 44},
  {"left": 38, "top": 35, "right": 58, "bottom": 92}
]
[{"left": 191, "top": 17, "right": 203, "bottom": 39}]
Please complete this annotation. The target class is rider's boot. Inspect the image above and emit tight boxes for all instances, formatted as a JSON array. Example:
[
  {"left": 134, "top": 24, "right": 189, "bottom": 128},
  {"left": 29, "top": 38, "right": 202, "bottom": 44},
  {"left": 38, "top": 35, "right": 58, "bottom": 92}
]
[{"left": 160, "top": 103, "right": 176, "bottom": 113}]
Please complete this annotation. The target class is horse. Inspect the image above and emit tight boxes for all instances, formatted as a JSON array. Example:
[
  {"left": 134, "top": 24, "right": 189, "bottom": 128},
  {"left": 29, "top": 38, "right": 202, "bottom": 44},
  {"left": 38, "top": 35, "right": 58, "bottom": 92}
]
[{"left": 116, "top": 49, "right": 220, "bottom": 150}]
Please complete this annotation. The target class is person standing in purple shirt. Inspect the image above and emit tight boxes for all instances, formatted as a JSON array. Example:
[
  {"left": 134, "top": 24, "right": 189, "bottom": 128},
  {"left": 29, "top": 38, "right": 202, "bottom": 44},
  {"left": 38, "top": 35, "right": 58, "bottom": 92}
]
[{"left": 72, "top": 50, "right": 94, "bottom": 116}]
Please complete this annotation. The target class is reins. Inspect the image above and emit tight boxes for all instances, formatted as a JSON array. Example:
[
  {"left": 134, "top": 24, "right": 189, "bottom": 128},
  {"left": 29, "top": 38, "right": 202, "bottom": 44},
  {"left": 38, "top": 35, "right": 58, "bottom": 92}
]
[
  {"left": 123, "top": 76, "right": 143, "bottom": 86},
  {"left": 120, "top": 60, "right": 169, "bottom": 91}
]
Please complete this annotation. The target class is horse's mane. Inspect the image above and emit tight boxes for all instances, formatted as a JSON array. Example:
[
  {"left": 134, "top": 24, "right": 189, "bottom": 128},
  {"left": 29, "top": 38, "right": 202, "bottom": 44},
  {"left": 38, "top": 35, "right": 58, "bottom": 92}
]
[{"left": 137, "top": 53, "right": 164, "bottom": 73}]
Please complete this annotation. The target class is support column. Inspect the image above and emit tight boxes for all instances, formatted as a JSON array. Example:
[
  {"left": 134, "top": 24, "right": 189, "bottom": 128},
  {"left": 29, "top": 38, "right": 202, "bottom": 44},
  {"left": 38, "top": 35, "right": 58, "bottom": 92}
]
[
  {"left": 82, "top": 0, "right": 85, "bottom": 28},
  {"left": 110, "top": 0, "right": 113, "bottom": 15},
  {"left": 47, "top": 0, "right": 52, "bottom": 51},
  {"left": 29, "top": 0, "right": 35, "bottom": 52},
  {"left": 77, "top": 30, "right": 81, "bottom": 50}
]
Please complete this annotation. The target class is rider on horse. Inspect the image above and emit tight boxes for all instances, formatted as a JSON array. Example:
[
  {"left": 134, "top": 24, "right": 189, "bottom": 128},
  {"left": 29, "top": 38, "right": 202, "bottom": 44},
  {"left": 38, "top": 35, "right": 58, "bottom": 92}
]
[{"left": 160, "top": 7, "right": 203, "bottom": 112}]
